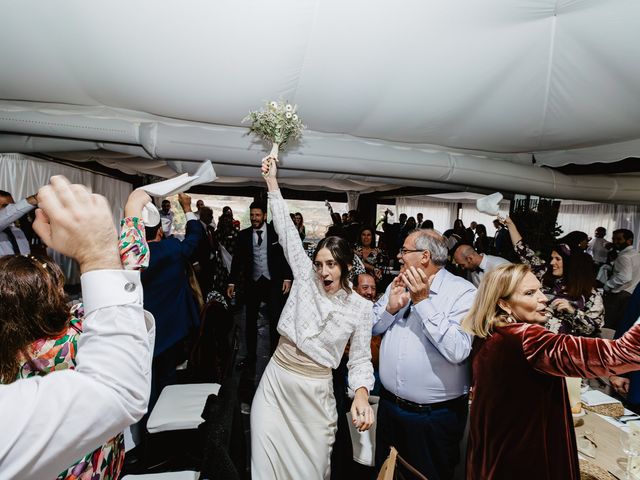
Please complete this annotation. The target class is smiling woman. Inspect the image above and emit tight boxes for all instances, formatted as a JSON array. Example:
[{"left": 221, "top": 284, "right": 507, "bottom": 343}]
[{"left": 462, "top": 263, "right": 640, "bottom": 479}]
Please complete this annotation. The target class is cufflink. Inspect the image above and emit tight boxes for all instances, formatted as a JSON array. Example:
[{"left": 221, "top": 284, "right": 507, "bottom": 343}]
[{"left": 124, "top": 282, "right": 137, "bottom": 292}]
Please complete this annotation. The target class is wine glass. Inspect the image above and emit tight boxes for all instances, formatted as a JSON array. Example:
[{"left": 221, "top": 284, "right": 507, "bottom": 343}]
[{"left": 619, "top": 430, "right": 640, "bottom": 479}]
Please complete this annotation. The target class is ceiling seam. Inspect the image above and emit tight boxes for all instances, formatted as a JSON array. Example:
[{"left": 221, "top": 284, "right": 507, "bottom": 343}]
[{"left": 536, "top": 2, "right": 559, "bottom": 152}]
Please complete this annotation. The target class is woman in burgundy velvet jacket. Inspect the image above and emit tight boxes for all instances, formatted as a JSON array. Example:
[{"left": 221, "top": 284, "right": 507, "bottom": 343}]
[{"left": 462, "top": 263, "right": 640, "bottom": 479}]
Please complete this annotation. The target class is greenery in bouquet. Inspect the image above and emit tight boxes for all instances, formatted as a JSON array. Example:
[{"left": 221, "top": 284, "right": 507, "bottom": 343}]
[{"left": 243, "top": 100, "right": 305, "bottom": 149}]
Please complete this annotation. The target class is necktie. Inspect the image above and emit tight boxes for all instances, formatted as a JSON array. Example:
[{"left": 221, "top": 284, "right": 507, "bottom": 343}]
[
  {"left": 3, "top": 228, "right": 20, "bottom": 254},
  {"left": 256, "top": 230, "right": 263, "bottom": 246}
]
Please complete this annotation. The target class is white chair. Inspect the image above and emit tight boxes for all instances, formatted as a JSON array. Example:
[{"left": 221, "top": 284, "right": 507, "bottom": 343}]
[{"left": 147, "top": 383, "right": 221, "bottom": 434}]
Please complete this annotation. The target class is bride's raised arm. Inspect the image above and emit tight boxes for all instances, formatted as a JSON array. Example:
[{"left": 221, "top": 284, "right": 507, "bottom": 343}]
[{"left": 262, "top": 157, "right": 312, "bottom": 280}]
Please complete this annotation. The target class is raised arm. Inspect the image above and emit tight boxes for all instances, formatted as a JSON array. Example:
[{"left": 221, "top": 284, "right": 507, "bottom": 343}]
[
  {"left": 0, "top": 195, "right": 37, "bottom": 230},
  {"left": 262, "top": 157, "right": 312, "bottom": 280},
  {"left": 120, "top": 189, "right": 151, "bottom": 270},
  {"left": 503, "top": 217, "right": 546, "bottom": 278},
  {"left": 520, "top": 322, "right": 640, "bottom": 378}
]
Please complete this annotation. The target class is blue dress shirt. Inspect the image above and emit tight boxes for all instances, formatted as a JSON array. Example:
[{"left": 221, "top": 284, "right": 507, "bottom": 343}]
[{"left": 373, "top": 268, "right": 476, "bottom": 404}]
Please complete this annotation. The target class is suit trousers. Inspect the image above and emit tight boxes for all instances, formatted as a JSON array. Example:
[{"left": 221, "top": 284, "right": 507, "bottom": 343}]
[{"left": 245, "top": 276, "right": 284, "bottom": 364}]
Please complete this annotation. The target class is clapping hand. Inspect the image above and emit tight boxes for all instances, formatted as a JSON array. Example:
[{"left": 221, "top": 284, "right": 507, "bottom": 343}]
[
  {"left": 400, "top": 266, "right": 433, "bottom": 305},
  {"left": 386, "top": 276, "right": 410, "bottom": 314}
]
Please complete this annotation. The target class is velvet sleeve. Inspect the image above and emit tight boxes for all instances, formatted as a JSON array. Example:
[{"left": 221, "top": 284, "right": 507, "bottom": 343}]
[{"left": 517, "top": 322, "right": 640, "bottom": 378}]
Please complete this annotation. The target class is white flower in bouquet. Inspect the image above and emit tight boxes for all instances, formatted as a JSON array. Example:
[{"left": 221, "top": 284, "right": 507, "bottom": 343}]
[{"left": 243, "top": 99, "right": 305, "bottom": 161}]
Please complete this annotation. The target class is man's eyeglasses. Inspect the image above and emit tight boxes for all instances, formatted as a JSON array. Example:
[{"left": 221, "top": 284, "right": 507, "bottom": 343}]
[{"left": 398, "top": 248, "right": 426, "bottom": 256}]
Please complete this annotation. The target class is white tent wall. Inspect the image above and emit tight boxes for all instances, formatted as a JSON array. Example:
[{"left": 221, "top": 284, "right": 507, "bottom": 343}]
[
  {"left": 0, "top": 154, "right": 132, "bottom": 223},
  {"left": 395, "top": 198, "right": 458, "bottom": 233}
]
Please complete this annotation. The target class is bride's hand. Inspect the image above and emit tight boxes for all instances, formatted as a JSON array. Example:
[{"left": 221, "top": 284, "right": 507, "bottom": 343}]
[{"left": 261, "top": 155, "right": 278, "bottom": 178}]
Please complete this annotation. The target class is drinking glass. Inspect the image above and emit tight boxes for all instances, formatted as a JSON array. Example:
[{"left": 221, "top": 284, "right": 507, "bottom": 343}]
[{"left": 619, "top": 430, "right": 640, "bottom": 479}]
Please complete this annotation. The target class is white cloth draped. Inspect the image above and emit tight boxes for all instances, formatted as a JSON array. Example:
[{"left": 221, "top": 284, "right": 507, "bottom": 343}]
[
  {"left": 395, "top": 198, "right": 458, "bottom": 233},
  {"left": 0, "top": 154, "right": 133, "bottom": 283}
]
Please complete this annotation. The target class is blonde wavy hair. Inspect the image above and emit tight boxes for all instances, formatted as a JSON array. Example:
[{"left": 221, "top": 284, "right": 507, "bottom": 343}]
[{"left": 461, "top": 263, "right": 532, "bottom": 339}]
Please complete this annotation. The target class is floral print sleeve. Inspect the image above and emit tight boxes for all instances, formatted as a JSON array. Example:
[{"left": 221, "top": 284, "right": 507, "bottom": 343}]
[
  {"left": 119, "top": 216, "right": 149, "bottom": 271},
  {"left": 514, "top": 239, "right": 546, "bottom": 280},
  {"left": 13, "top": 303, "right": 125, "bottom": 480},
  {"left": 547, "top": 289, "right": 605, "bottom": 337}
]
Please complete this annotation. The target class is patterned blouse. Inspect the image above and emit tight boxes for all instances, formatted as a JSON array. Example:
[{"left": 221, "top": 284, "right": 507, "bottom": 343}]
[
  {"left": 268, "top": 190, "right": 374, "bottom": 392},
  {"left": 17, "top": 305, "right": 125, "bottom": 480},
  {"left": 10, "top": 217, "right": 148, "bottom": 480},
  {"left": 353, "top": 245, "right": 388, "bottom": 280},
  {"left": 514, "top": 240, "right": 604, "bottom": 337}
]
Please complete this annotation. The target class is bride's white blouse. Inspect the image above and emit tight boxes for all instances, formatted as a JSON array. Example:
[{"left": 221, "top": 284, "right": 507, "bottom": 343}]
[{"left": 269, "top": 190, "right": 374, "bottom": 392}]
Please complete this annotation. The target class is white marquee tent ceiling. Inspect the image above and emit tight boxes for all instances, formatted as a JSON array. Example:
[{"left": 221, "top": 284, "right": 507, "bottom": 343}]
[{"left": 1, "top": 0, "right": 640, "bottom": 201}]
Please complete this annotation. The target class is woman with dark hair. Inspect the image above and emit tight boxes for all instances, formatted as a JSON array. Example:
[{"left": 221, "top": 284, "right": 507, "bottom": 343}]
[
  {"left": 504, "top": 217, "right": 604, "bottom": 337},
  {"left": 354, "top": 225, "right": 388, "bottom": 280},
  {"left": 251, "top": 157, "right": 374, "bottom": 479},
  {"left": 558, "top": 230, "right": 590, "bottom": 253},
  {"left": 293, "top": 211, "right": 306, "bottom": 241},
  {"left": 462, "top": 263, "right": 640, "bottom": 479},
  {"left": 0, "top": 189, "right": 150, "bottom": 480}
]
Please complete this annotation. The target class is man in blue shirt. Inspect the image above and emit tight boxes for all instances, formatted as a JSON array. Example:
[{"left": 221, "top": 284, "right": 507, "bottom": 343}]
[{"left": 373, "top": 228, "right": 476, "bottom": 479}]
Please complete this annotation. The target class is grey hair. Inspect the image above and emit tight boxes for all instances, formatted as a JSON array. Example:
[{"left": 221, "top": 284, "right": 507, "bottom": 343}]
[{"left": 411, "top": 229, "right": 449, "bottom": 266}]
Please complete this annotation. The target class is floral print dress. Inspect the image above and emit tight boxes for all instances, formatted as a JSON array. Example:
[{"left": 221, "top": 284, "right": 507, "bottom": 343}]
[
  {"left": 11, "top": 217, "right": 149, "bottom": 480},
  {"left": 514, "top": 240, "right": 604, "bottom": 337}
]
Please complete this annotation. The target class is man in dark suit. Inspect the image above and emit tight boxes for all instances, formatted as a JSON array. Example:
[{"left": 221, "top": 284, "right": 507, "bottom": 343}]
[
  {"left": 227, "top": 200, "right": 292, "bottom": 371},
  {"left": 192, "top": 206, "right": 216, "bottom": 296},
  {"left": 142, "top": 192, "right": 204, "bottom": 407}
]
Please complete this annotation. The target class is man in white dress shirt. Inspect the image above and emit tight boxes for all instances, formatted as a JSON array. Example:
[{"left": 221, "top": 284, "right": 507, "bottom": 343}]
[
  {"left": 604, "top": 229, "right": 640, "bottom": 328},
  {"left": 454, "top": 244, "right": 511, "bottom": 288},
  {"left": 373, "top": 229, "right": 476, "bottom": 479},
  {"left": 0, "top": 176, "right": 154, "bottom": 479}
]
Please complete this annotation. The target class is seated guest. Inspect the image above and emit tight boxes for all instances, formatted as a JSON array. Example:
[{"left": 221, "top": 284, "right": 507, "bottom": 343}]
[
  {"left": 505, "top": 217, "right": 603, "bottom": 337},
  {"left": 0, "top": 189, "right": 150, "bottom": 480},
  {"left": 463, "top": 263, "right": 640, "bottom": 479},
  {"left": 0, "top": 176, "right": 153, "bottom": 479},
  {"left": 454, "top": 244, "right": 511, "bottom": 287},
  {"left": 354, "top": 225, "right": 388, "bottom": 280}
]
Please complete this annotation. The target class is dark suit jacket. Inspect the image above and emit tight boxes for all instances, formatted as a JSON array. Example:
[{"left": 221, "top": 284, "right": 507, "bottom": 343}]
[
  {"left": 229, "top": 222, "right": 292, "bottom": 288},
  {"left": 142, "top": 219, "right": 204, "bottom": 356}
]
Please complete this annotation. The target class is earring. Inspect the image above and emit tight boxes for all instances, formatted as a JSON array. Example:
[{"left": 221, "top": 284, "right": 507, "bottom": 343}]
[{"left": 506, "top": 313, "right": 516, "bottom": 323}]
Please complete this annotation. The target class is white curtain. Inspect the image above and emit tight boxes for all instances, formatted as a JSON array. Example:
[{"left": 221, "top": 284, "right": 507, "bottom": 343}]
[
  {"left": 555, "top": 202, "right": 616, "bottom": 239},
  {"left": 346, "top": 191, "right": 360, "bottom": 211},
  {"left": 395, "top": 198, "right": 457, "bottom": 233},
  {"left": 0, "top": 154, "right": 132, "bottom": 223},
  {"left": 0, "top": 154, "right": 133, "bottom": 284},
  {"left": 615, "top": 204, "right": 640, "bottom": 251}
]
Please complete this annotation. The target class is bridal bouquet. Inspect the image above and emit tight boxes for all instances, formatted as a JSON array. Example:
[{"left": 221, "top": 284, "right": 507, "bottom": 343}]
[{"left": 243, "top": 100, "right": 305, "bottom": 160}]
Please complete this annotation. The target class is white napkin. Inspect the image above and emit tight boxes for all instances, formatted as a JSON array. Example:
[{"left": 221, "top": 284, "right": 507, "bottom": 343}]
[
  {"left": 581, "top": 389, "right": 621, "bottom": 407},
  {"left": 476, "top": 192, "right": 503, "bottom": 215},
  {"left": 140, "top": 160, "right": 217, "bottom": 226}
]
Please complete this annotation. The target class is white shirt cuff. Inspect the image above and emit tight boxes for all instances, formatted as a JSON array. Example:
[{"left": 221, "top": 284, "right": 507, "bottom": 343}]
[
  {"left": 81, "top": 270, "right": 143, "bottom": 314},
  {"left": 185, "top": 212, "right": 197, "bottom": 222}
]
